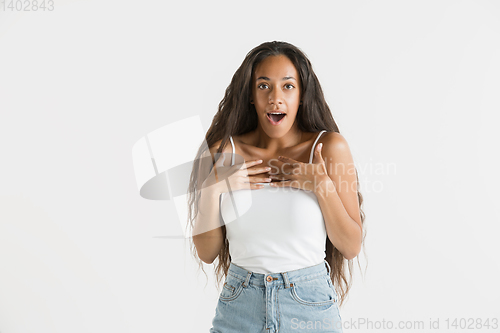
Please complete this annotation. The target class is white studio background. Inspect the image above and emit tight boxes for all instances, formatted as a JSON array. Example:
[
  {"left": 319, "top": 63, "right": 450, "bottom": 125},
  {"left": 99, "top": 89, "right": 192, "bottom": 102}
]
[{"left": 1, "top": 1, "right": 499, "bottom": 332}]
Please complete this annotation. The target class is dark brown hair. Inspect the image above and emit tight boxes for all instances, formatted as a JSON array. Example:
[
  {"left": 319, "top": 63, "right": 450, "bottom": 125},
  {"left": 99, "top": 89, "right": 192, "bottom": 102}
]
[{"left": 186, "top": 41, "right": 366, "bottom": 306}]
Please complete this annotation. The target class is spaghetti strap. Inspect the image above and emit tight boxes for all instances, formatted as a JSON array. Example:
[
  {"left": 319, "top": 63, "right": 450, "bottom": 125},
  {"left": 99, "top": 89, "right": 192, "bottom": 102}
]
[
  {"left": 309, "top": 130, "right": 327, "bottom": 164},
  {"left": 229, "top": 136, "right": 235, "bottom": 166}
]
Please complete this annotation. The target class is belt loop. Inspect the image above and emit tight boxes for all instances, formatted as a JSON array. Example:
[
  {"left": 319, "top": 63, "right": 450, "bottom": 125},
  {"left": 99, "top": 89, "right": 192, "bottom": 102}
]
[
  {"left": 324, "top": 259, "right": 331, "bottom": 275},
  {"left": 281, "top": 272, "right": 292, "bottom": 289},
  {"left": 242, "top": 271, "right": 252, "bottom": 288}
]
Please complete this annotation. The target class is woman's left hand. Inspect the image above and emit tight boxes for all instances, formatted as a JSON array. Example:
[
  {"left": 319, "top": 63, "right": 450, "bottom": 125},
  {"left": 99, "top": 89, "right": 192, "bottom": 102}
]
[{"left": 269, "top": 143, "right": 335, "bottom": 192}]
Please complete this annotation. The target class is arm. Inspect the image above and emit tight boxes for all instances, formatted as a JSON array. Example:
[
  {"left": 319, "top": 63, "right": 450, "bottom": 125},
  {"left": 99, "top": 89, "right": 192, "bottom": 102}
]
[
  {"left": 193, "top": 185, "right": 224, "bottom": 264},
  {"left": 192, "top": 140, "right": 227, "bottom": 264},
  {"left": 313, "top": 132, "right": 363, "bottom": 260}
]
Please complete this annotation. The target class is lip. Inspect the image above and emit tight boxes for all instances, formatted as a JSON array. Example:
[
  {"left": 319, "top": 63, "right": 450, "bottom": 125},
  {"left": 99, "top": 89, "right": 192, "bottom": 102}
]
[{"left": 266, "top": 111, "right": 287, "bottom": 126}]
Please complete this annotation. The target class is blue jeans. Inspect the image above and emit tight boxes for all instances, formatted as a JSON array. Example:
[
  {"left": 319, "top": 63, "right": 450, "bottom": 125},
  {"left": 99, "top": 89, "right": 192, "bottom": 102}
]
[{"left": 210, "top": 260, "right": 343, "bottom": 332}]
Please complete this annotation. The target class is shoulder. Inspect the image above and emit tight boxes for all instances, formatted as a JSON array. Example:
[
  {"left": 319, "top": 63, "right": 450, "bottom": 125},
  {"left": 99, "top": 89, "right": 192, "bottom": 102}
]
[
  {"left": 209, "top": 138, "right": 232, "bottom": 155},
  {"left": 208, "top": 138, "right": 235, "bottom": 167},
  {"left": 209, "top": 139, "right": 223, "bottom": 155},
  {"left": 318, "top": 131, "right": 355, "bottom": 167},
  {"left": 319, "top": 131, "right": 349, "bottom": 150}
]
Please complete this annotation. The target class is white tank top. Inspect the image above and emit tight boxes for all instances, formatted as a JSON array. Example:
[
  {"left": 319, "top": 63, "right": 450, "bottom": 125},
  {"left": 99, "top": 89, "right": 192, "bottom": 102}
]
[{"left": 220, "top": 130, "right": 328, "bottom": 273}]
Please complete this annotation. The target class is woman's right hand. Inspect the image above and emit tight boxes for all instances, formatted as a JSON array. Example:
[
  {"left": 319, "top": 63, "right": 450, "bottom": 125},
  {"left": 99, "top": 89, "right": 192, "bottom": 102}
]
[{"left": 202, "top": 155, "right": 271, "bottom": 195}]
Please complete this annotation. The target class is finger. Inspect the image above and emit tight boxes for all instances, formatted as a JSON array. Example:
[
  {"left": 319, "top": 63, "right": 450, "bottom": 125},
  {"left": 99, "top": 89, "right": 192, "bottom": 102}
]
[
  {"left": 277, "top": 155, "right": 300, "bottom": 164},
  {"left": 269, "top": 180, "right": 292, "bottom": 187},
  {"left": 250, "top": 183, "right": 266, "bottom": 190},
  {"left": 238, "top": 177, "right": 267, "bottom": 189},
  {"left": 269, "top": 174, "right": 288, "bottom": 181},
  {"left": 246, "top": 177, "right": 272, "bottom": 185},
  {"left": 238, "top": 159, "right": 263, "bottom": 170},
  {"left": 246, "top": 165, "right": 272, "bottom": 176},
  {"left": 277, "top": 156, "right": 301, "bottom": 172}
]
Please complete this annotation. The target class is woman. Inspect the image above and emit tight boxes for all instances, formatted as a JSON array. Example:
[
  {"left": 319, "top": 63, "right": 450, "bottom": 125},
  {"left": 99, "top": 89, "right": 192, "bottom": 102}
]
[{"left": 187, "top": 41, "right": 365, "bottom": 333}]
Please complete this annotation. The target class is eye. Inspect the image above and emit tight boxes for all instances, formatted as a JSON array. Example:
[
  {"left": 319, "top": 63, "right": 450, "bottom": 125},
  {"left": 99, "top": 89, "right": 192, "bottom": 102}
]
[
  {"left": 285, "top": 83, "right": 295, "bottom": 89},
  {"left": 258, "top": 83, "right": 269, "bottom": 89}
]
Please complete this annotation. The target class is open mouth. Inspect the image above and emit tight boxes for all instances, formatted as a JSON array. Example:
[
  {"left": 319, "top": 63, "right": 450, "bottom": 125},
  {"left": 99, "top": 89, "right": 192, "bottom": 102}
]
[{"left": 266, "top": 112, "right": 286, "bottom": 125}]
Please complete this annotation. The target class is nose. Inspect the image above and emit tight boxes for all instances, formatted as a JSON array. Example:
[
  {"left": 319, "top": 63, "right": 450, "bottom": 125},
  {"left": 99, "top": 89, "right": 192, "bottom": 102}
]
[{"left": 269, "top": 87, "right": 284, "bottom": 105}]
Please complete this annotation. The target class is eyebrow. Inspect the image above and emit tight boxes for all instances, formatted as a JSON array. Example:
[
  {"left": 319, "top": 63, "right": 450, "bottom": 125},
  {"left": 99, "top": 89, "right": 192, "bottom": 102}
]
[{"left": 255, "top": 76, "right": 297, "bottom": 81}]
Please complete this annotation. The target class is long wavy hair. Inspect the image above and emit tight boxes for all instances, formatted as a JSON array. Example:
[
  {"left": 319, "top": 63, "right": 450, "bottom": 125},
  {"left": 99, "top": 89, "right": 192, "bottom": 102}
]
[{"left": 186, "top": 41, "right": 366, "bottom": 306}]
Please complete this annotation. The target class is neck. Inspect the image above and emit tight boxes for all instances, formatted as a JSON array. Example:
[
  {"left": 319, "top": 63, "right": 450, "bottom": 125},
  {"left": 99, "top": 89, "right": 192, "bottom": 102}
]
[{"left": 253, "top": 121, "right": 303, "bottom": 152}]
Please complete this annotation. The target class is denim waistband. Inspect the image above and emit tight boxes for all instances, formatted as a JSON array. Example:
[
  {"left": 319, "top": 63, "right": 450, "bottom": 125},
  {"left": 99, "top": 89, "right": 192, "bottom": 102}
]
[{"left": 227, "top": 260, "right": 332, "bottom": 289}]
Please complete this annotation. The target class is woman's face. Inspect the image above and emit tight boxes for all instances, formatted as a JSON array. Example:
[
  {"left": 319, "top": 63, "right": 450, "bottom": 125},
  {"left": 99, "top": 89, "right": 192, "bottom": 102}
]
[{"left": 251, "top": 55, "right": 302, "bottom": 134}]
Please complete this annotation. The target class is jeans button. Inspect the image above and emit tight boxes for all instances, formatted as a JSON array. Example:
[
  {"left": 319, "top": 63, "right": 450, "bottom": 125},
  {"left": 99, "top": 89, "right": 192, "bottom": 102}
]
[{"left": 266, "top": 275, "right": 272, "bottom": 282}]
